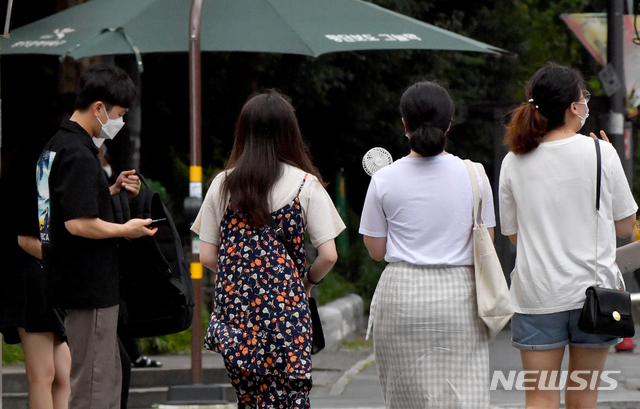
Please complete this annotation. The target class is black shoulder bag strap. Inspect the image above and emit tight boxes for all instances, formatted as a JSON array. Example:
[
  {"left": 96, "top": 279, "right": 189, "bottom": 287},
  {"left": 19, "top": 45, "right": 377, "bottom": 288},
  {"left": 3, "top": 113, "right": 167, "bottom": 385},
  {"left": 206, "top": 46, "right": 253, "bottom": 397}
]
[
  {"left": 267, "top": 217, "right": 307, "bottom": 277},
  {"left": 595, "top": 138, "right": 601, "bottom": 211},
  {"left": 594, "top": 138, "right": 601, "bottom": 285},
  {"left": 267, "top": 213, "right": 325, "bottom": 355}
]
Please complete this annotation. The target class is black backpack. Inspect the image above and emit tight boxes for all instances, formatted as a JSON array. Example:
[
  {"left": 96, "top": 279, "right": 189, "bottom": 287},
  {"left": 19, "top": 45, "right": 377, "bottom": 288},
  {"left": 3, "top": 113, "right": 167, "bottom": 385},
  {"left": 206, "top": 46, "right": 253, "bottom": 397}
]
[{"left": 112, "top": 174, "right": 195, "bottom": 338}]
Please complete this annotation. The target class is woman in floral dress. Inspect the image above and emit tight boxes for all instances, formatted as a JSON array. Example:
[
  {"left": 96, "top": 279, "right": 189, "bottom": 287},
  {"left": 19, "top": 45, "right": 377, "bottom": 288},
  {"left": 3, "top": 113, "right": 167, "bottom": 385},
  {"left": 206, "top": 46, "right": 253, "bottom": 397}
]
[{"left": 192, "top": 90, "right": 345, "bottom": 408}]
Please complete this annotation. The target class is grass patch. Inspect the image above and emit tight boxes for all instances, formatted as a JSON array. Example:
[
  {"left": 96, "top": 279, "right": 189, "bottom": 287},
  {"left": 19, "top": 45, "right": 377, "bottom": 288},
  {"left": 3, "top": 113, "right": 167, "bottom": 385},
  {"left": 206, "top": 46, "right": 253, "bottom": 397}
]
[
  {"left": 2, "top": 341, "right": 24, "bottom": 365},
  {"left": 341, "top": 336, "right": 373, "bottom": 350}
]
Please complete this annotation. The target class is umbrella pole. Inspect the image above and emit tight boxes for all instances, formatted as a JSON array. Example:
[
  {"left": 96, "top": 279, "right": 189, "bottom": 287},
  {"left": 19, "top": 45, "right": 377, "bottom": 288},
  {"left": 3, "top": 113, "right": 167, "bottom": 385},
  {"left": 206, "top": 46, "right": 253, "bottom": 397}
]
[{"left": 189, "top": 0, "right": 204, "bottom": 385}]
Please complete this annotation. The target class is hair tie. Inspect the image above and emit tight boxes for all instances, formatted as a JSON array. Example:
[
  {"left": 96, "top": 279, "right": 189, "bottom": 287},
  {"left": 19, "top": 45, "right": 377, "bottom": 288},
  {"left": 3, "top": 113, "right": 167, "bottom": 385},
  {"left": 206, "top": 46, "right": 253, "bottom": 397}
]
[{"left": 528, "top": 98, "right": 539, "bottom": 109}]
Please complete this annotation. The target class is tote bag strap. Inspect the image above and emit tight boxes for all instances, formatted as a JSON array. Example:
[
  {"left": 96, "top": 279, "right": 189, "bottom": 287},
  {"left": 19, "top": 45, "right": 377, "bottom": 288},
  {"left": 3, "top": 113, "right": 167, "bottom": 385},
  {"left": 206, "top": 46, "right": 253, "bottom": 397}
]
[
  {"left": 463, "top": 159, "right": 488, "bottom": 227},
  {"left": 593, "top": 138, "right": 601, "bottom": 286}
]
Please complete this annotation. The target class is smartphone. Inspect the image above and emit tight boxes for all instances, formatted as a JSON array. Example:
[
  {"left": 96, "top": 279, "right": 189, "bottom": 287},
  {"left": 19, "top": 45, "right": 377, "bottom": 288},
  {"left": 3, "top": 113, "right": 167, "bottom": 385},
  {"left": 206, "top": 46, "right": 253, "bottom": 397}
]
[{"left": 150, "top": 218, "right": 167, "bottom": 226}]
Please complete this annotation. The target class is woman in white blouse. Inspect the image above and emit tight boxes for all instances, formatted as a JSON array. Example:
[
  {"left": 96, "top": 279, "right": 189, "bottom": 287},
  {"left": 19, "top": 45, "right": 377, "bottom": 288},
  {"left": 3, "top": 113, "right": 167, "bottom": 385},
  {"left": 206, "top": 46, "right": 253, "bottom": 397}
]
[
  {"left": 499, "top": 63, "right": 637, "bottom": 409},
  {"left": 360, "top": 81, "right": 495, "bottom": 408}
]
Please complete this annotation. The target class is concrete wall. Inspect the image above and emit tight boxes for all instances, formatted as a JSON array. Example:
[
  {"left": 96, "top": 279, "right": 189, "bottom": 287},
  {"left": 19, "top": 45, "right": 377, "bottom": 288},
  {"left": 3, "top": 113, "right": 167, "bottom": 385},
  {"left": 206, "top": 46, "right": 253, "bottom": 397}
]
[{"left": 317, "top": 293, "right": 365, "bottom": 351}]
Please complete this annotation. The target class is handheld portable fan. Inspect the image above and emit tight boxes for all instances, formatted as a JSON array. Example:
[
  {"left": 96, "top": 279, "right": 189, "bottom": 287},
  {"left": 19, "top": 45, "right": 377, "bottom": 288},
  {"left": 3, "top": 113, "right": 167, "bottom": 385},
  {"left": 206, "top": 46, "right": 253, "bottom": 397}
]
[{"left": 362, "top": 147, "right": 393, "bottom": 176}]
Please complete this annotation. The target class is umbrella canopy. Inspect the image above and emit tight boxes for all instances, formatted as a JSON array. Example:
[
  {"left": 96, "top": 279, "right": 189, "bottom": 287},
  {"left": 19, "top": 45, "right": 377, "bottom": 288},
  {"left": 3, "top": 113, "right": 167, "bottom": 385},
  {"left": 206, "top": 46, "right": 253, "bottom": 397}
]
[{"left": 2, "top": 0, "right": 512, "bottom": 59}]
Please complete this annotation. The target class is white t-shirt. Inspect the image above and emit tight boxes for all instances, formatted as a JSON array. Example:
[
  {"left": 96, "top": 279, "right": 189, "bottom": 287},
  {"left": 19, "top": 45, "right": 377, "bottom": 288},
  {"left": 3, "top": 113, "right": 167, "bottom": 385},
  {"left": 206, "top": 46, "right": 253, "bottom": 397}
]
[
  {"left": 499, "top": 134, "right": 638, "bottom": 314},
  {"left": 191, "top": 163, "right": 346, "bottom": 248},
  {"left": 359, "top": 154, "right": 496, "bottom": 265}
]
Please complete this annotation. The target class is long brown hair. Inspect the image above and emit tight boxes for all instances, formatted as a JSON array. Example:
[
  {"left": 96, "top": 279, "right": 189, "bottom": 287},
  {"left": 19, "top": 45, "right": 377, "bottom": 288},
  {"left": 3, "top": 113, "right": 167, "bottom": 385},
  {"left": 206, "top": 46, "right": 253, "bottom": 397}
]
[
  {"left": 222, "top": 90, "right": 322, "bottom": 227},
  {"left": 504, "top": 63, "right": 584, "bottom": 154}
]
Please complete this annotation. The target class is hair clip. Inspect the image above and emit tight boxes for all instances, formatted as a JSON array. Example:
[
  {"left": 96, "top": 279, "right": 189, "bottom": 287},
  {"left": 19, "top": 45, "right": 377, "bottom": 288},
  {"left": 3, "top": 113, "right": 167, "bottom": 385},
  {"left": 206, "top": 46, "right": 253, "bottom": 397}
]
[{"left": 528, "top": 99, "right": 539, "bottom": 109}]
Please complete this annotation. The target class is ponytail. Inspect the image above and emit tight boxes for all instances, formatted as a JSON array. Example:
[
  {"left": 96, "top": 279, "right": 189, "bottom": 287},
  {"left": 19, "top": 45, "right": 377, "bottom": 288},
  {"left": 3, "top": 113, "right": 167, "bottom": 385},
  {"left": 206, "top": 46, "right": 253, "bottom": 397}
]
[
  {"left": 504, "top": 102, "right": 548, "bottom": 155},
  {"left": 409, "top": 123, "right": 446, "bottom": 157},
  {"left": 400, "top": 81, "right": 454, "bottom": 157},
  {"left": 506, "top": 62, "right": 586, "bottom": 155}
]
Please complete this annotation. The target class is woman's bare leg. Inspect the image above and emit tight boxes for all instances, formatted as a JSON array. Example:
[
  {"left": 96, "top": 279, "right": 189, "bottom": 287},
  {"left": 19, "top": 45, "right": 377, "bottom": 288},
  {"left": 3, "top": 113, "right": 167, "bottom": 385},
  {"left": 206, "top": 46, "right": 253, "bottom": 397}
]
[
  {"left": 520, "top": 347, "right": 565, "bottom": 409},
  {"left": 18, "top": 328, "right": 56, "bottom": 409},
  {"left": 52, "top": 335, "right": 71, "bottom": 409},
  {"left": 564, "top": 346, "right": 609, "bottom": 409}
]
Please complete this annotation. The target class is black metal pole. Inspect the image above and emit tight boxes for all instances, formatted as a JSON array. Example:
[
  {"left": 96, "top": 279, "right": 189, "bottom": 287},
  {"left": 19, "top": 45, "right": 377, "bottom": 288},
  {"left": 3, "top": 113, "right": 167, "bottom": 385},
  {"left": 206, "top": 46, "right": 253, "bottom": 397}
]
[
  {"left": 0, "top": 41, "right": 3, "bottom": 391},
  {"left": 607, "top": 0, "right": 629, "bottom": 178},
  {"left": 188, "top": 0, "right": 204, "bottom": 385},
  {"left": 607, "top": 0, "right": 634, "bottom": 251}
]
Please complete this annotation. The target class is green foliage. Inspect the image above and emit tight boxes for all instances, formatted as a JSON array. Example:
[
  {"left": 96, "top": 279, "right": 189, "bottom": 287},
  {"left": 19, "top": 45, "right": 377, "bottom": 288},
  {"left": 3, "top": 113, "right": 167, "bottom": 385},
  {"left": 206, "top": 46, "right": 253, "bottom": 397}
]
[
  {"left": 145, "top": 178, "right": 168, "bottom": 203},
  {"left": 137, "top": 328, "right": 192, "bottom": 355},
  {"left": 136, "top": 0, "right": 613, "bottom": 236},
  {"left": 316, "top": 269, "right": 358, "bottom": 306},
  {"left": 131, "top": 0, "right": 640, "bottom": 327},
  {"left": 2, "top": 341, "right": 25, "bottom": 365}
]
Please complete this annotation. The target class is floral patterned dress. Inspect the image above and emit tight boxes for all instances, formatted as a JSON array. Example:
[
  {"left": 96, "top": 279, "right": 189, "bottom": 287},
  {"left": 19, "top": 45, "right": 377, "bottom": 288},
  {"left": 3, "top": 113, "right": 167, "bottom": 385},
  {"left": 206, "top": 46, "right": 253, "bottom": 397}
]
[{"left": 205, "top": 176, "right": 312, "bottom": 408}]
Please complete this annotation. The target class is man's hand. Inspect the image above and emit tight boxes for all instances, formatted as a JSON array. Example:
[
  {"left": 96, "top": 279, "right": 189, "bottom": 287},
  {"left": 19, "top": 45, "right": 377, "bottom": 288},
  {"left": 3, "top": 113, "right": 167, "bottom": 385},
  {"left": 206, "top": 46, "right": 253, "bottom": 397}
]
[
  {"left": 123, "top": 218, "right": 158, "bottom": 239},
  {"left": 111, "top": 169, "right": 141, "bottom": 197}
]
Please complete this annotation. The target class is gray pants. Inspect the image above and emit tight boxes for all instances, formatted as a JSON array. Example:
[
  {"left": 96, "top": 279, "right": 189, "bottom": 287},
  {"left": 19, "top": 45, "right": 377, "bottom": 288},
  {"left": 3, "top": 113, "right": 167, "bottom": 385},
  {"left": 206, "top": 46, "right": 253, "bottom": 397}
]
[{"left": 58, "top": 305, "right": 121, "bottom": 409}]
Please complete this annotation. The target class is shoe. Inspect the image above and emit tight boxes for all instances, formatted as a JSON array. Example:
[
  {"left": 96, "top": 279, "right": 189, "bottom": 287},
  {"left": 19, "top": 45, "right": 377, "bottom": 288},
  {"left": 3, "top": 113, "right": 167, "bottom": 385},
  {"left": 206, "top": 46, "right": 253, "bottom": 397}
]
[
  {"left": 615, "top": 337, "right": 636, "bottom": 352},
  {"left": 133, "top": 356, "right": 163, "bottom": 368}
]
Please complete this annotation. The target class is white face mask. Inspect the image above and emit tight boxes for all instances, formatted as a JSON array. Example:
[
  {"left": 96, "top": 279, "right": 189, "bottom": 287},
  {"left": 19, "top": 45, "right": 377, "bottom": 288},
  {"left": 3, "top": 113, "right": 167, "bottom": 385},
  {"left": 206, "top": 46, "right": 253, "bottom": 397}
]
[
  {"left": 102, "top": 164, "right": 113, "bottom": 178},
  {"left": 93, "top": 137, "right": 106, "bottom": 148},
  {"left": 576, "top": 101, "right": 589, "bottom": 129},
  {"left": 97, "top": 107, "right": 125, "bottom": 140}
]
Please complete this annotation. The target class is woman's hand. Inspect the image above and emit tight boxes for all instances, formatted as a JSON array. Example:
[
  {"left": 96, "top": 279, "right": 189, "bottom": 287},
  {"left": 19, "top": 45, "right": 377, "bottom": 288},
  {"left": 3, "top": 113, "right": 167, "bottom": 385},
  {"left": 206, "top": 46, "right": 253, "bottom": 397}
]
[
  {"left": 303, "top": 278, "right": 314, "bottom": 298},
  {"left": 302, "top": 240, "right": 338, "bottom": 298},
  {"left": 590, "top": 130, "right": 611, "bottom": 143}
]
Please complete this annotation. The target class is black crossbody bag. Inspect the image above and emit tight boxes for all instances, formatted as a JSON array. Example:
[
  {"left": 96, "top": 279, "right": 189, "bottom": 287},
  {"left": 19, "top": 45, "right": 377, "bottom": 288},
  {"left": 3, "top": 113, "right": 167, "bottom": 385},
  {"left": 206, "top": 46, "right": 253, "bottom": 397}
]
[
  {"left": 268, "top": 218, "right": 326, "bottom": 355},
  {"left": 578, "top": 138, "right": 635, "bottom": 338}
]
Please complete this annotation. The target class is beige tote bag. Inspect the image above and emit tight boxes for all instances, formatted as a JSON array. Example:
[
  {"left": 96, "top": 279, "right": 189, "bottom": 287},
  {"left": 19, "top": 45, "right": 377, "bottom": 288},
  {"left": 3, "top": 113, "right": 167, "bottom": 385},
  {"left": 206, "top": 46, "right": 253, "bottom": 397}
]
[{"left": 464, "top": 160, "right": 513, "bottom": 341}]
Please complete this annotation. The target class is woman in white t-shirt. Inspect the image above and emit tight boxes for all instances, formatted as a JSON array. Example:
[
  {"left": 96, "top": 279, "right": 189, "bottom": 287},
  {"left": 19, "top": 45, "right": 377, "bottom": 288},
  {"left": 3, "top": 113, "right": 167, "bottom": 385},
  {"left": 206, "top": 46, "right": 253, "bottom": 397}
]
[
  {"left": 499, "top": 63, "right": 637, "bottom": 409},
  {"left": 360, "top": 81, "right": 496, "bottom": 408},
  {"left": 191, "top": 90, "right": 345, "bottom": 408}
]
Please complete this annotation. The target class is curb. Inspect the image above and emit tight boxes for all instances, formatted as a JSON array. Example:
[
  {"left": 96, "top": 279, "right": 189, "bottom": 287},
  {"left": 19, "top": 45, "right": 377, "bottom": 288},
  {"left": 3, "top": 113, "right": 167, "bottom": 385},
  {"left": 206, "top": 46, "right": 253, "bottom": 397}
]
[
  {"left": 317, "top": 293, "right": 365, "bottom": 351},
  {"left": 329, "top": 353, "right": 375, "bottom": 396}
]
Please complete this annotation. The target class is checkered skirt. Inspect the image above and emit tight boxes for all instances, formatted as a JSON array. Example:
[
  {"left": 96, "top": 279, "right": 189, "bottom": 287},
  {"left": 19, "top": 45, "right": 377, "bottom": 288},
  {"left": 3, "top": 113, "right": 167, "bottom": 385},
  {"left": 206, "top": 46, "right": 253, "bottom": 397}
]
[{"left": 368, "top": 262, "right": 489, "bottom": 408}]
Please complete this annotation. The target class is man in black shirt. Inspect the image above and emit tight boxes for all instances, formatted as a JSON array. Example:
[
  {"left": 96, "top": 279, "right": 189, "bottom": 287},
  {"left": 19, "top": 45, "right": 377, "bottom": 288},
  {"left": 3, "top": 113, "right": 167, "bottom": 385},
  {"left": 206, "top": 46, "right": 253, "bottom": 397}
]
[{"left": 37, "top": 64, "right": 156, "bottom": 409}]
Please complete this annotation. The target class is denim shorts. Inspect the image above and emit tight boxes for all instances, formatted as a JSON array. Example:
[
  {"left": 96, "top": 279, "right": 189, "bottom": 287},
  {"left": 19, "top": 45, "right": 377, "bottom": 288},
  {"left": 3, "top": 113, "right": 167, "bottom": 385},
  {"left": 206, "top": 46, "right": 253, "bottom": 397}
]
[{"left": 511, "top": 309, "right": 620, "bottom": 350}]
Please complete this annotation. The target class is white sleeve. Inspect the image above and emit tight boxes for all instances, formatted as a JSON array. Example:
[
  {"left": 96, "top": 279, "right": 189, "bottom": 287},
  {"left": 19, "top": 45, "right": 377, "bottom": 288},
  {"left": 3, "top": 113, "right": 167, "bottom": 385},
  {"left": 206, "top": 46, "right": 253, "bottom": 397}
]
[
  {"left": 359, "top": 178, "right": 388, "bottom": 237},
  {"left": 483, "top": 175, "right": 497, "bottom": 228},
  {"left": 190, "top": 173, "right": 226, "bottom": 245},
  {"left": 304, "top": 177, "right": 346, "bottom": 248},
  {"left": 499, "top": 155, "right": 518, "bottom": 236}
]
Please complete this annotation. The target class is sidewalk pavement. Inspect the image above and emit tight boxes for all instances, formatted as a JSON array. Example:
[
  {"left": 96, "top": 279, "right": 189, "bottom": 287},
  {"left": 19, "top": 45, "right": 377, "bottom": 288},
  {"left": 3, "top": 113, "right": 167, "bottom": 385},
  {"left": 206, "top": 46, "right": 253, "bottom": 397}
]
[
  {"left": 5, "top": 324, "right": 640, "bottom": 408},
  {"left": 310, "top": 323, "right": 640, "bottom": 409},
  {"left": 150, "top": 323, "right": 640, "bottom": 408}
]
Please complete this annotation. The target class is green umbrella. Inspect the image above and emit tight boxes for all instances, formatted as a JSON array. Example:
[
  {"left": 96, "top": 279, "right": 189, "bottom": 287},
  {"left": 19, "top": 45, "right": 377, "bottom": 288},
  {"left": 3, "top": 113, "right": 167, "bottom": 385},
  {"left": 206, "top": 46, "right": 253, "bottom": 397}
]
[{"left": 2, "top": 0, "right": 512, "bottom": 59}]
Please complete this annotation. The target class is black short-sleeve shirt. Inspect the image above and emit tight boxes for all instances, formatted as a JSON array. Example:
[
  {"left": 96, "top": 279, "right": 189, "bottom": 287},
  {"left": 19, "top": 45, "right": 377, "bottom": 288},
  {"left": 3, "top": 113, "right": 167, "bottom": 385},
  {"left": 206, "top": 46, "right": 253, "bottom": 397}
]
[{"left": 38, "top": 119, "right": 119, "bottom": 309}]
